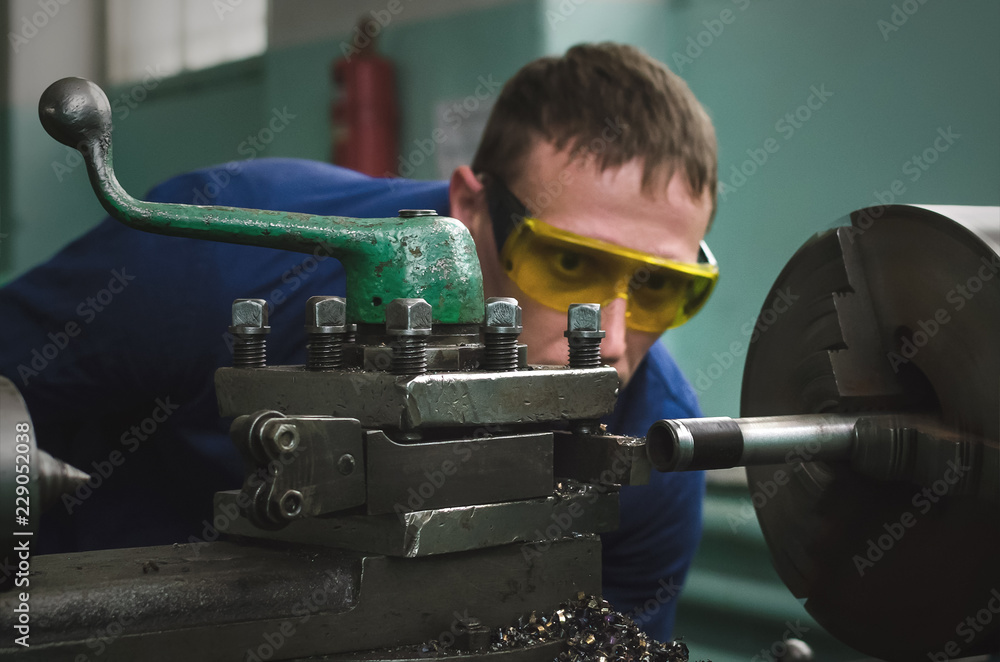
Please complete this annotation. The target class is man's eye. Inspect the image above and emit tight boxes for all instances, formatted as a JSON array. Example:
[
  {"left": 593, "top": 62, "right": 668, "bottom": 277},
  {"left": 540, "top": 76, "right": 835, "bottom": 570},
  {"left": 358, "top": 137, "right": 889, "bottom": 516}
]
[
  {"left": 629, "top": 270, "right": 667, "bottom": 292},
  {"left": 553, "top": 250, "right": 586, "bottom": 276},
  {"left": 645, "top": 273, "right": 667, "bottom": 291}
]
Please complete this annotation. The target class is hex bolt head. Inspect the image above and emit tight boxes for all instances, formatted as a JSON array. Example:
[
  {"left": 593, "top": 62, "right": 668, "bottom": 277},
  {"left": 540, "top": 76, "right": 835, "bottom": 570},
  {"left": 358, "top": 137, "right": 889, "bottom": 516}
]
[
  {"left": 305, "top": 296, "right": 349, "bottom": 371},
  {"left": 565, "top": 303, "right": 603, "bottom": 335},
  {"left": 485, "top": 297, "right": 523, "bottom": 333},
  {"left": 278, "top": 489, "right": 303, "bottom": 519},
  {"left": 564, "top": 303, "right": 605, "bottom": 369},
  {"left": 386, "top": 298, "right": 432, "bottom": 374},
  {"left": 336, "top": 453, "right": 357, "bottom": 475},
  {"left": 385, "top": 298, "right": 433, "bottom": 336},
  {"left": 483, "top": 297, "right": 522, "bottom": 372},
  {"left": 271, "top": 423, "right": 299, "bottom": 453},
  {"left": 230, "top": 298, "right": 270, "bottom": 368},
  {"left": 230, "top": 298, "right": 270, "bottom": 333},
  {"left": 305, "top": 296, "right": 347, "bottom": 330}
]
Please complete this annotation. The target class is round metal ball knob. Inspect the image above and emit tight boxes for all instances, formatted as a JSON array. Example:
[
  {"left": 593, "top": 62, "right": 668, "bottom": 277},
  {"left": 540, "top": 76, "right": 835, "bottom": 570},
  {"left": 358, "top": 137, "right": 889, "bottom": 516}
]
[{"left": 38, "top": 77, "right": 112, "bottom": 149}]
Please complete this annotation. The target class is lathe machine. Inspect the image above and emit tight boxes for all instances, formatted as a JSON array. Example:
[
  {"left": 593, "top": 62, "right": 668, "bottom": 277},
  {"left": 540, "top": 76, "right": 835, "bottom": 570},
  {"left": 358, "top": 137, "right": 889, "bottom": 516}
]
[{"left": 1, "top": 78, "right": 997, "bottom": 661}]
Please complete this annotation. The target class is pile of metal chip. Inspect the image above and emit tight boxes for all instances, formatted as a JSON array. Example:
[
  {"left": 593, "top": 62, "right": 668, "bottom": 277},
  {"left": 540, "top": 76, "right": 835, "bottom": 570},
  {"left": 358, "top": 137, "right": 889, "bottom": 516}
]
[{"left": 490, "top": 592, "right": 695, "bottom": 662}]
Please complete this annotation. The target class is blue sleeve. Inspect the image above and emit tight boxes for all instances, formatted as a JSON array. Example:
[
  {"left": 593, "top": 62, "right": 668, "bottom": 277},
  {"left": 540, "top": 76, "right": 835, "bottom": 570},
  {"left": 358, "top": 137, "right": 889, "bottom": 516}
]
[
  {"left": 600, "top": 341, "right": 705, "bottom": 642},
  {"left": 0, "top": 213, "right": 251, "bottom": 551}
]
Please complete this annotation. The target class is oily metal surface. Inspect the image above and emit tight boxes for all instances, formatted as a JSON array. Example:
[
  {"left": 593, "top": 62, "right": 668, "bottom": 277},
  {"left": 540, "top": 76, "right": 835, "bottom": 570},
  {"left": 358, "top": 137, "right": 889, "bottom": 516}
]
[
  {"left": 363, "top": 430, "right": 553, "bottom": 515},
  {"left": 217, "top": 490, "right": 619, "bottom": 557},
  {"left": 742, "top": 205, "right": 1000, "bottom": 660},
  {"left": 215, "top": 366, "right": 620, "bottom": 429},
  {"left": 0, "top": 538, "right": 601, "bottom": 660},
  {"left": 552, "top": 431, "right": 651, "bottom": 486}
]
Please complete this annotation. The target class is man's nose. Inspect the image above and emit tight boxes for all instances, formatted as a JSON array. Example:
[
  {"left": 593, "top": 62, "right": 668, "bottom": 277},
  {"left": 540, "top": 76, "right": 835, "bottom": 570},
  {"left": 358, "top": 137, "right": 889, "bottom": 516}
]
[{"left": 600, "top": 297, "right": 628, "bottom": 366}]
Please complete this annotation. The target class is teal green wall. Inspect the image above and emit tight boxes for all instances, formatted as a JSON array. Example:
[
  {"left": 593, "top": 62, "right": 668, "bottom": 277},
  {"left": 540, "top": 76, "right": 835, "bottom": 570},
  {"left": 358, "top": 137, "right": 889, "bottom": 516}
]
[
  {"left": 3, "top": 59, "right": 268, "bottom": 282},
  {"left": 262, "top": 42, "right": 333, "bottom": 163},
  {"left": 541, "top": 0, "right": 671, "bottom": 61},
  {"left": 658, "top": 0, "right": 1000, "bottom": 420},
  {"left": 379, "top": 0, "right": 542, "bottom": 180},
  {"left": 108, "top": 62, "right": 268, "bottom": 200},
  {"left": 261, "top": 0, "right": 543, "bottom": 174}
]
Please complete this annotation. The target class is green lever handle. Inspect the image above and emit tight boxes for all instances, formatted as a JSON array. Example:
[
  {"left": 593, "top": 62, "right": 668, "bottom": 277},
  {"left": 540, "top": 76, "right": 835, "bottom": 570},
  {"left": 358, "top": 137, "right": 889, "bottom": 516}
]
[{"left": 38, "top": 77, "right": 484, "bottom": 325}]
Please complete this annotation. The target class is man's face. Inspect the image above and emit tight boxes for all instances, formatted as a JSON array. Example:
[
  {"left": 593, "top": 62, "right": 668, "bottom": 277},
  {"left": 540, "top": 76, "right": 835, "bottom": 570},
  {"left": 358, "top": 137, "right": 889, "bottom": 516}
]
[{"left": 451, "top": 140, "right": 713, "bottom": 386}]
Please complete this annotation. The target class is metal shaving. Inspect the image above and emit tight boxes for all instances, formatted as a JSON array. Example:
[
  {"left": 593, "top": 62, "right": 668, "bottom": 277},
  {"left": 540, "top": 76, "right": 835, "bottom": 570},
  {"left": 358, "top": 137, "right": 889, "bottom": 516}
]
[{"left": 489, "top": 592, "right": 695, "bottom": 662}]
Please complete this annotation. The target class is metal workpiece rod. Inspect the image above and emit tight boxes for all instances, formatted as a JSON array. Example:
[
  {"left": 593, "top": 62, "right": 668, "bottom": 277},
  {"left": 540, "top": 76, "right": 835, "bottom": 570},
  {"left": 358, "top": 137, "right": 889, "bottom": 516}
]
[{"left": 646, "top": 413, "right": 861, "bottom": 472}]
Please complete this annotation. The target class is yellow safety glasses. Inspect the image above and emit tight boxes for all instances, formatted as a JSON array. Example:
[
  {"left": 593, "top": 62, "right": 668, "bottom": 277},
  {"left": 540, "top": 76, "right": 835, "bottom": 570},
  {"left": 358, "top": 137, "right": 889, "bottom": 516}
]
[{"left": 484, "top": 175, "right": 719, "bottom": 334}]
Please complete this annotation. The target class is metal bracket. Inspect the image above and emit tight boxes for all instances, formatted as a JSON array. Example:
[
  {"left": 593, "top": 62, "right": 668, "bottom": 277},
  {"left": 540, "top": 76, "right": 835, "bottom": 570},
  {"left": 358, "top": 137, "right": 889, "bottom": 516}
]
[{"left": 231, "top": 411, "right": 365, "bottom": 529}]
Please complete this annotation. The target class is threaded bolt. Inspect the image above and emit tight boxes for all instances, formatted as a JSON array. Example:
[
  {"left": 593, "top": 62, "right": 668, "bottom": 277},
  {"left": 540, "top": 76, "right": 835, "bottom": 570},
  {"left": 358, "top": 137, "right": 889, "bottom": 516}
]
[
  {"left": 305, "top": 296, "right": 347, "bottom": 370},
  {"left": 230, "top": 299, "right": 270, "bottom": 368},
  {"left": 386, "top": 298, "right": 432, "bottom": 375},
  {"left": 483, "top": 297, "right": 522, "bottom": 371},
  {"left": 565, "top": 303, "right": 605, "bottom": 369}
]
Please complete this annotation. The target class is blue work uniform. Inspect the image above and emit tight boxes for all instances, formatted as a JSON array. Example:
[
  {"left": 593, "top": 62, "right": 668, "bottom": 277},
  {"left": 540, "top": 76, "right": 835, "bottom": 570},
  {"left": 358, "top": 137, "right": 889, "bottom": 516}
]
[{"left": 0, "top": 158, "right": 705, "bottom": 641}]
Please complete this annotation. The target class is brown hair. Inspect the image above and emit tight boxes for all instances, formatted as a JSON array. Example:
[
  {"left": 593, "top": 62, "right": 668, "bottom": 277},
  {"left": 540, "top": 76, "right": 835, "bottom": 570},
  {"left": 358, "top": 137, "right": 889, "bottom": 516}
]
[{"left": 472, "top": 42, "right": 717, "bottom": 214}]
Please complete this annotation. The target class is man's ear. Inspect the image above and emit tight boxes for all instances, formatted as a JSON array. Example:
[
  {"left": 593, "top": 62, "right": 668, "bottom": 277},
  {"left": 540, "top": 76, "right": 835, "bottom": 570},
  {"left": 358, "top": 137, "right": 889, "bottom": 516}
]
[
  {"left": 449, "top": 165, "right": 506, "bottom": 290},
  {"left": 448, "top": 165, "right": 489, "bottom": 241}
]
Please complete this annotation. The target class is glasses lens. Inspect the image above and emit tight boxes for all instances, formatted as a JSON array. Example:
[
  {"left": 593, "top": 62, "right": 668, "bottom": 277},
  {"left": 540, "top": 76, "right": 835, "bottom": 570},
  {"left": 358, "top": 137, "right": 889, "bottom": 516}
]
[
  {"left": 625, "top": 263, "right": 716, "bottom": 332},
  {"left": 503, "top": 219, "right": 717, "bottom": 334},
  {"left": 506, "top": 231, "right": 620, "bottom": 309}
]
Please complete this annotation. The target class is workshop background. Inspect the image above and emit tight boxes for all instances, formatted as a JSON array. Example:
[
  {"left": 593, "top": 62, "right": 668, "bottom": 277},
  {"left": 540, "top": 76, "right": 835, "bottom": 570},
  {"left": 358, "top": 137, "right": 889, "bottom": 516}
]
[{"left": 1, "top": 1, "right": 998, "bottom": 660}]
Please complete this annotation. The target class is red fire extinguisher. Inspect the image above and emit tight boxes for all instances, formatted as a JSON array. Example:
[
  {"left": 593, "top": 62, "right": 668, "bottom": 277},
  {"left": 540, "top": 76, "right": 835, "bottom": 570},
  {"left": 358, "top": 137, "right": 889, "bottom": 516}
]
[{"left": 331, "top": 19, "right": 399, "bottom": 177}]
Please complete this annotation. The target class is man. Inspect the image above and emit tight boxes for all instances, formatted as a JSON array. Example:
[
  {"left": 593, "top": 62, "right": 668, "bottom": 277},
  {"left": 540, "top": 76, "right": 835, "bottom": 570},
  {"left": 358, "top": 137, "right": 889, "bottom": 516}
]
[{"left": 0, "top": 43, "right": 717, "bottom": 641}]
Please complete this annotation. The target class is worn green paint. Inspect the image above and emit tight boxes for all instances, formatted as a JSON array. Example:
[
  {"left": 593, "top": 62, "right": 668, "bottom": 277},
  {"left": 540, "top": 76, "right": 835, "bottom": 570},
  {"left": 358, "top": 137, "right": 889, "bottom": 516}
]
[{"left": 40, "top": 78, "right": 484, "bottom": 325}]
